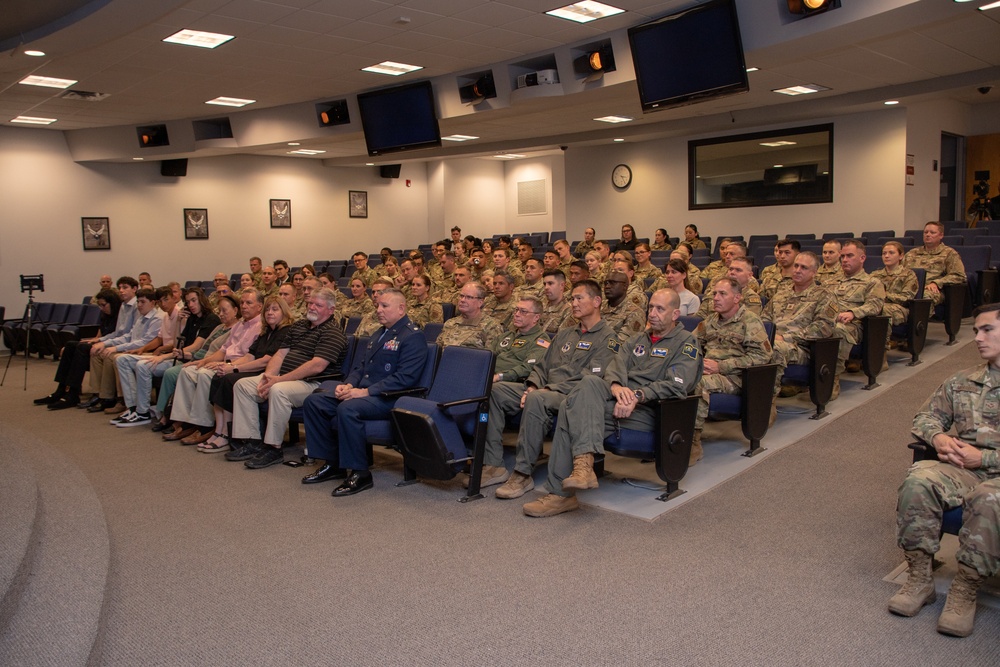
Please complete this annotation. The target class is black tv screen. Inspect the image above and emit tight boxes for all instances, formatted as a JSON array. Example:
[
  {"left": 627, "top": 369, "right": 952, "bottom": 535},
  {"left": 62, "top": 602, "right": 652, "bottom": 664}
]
[
  {"left": 357, "top": 81, "right": 441, "bottom": 156},
  {"left": 628, "top": 0, "right": 749, "bottom": 113}
]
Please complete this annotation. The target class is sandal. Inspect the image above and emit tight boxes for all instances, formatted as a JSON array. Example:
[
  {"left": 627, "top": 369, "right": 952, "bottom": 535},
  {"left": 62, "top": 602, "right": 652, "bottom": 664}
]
[{"left": 198, "top": 434, "right": 230, "bottom": 453}]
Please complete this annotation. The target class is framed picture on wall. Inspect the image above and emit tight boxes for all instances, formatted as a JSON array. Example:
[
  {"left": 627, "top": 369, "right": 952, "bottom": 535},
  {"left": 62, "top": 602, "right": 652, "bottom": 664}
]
[
  {"left": 81, "top": 217, "right": 111, "bottom": 250},
  {"left": 184, "top": 208, "right": 209, "bottom": 239},
  {"left": 270, "top": 198, "right": 291, "bottom": 228},
  {"left": 349, "top": 190, "right": 368, "bottom": 219}
]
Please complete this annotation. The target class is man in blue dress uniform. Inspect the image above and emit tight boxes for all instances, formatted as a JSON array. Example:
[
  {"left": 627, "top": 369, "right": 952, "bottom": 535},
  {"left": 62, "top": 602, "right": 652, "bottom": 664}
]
[{"left": 301, "top": 288, "right": 427, "bottom": 497}]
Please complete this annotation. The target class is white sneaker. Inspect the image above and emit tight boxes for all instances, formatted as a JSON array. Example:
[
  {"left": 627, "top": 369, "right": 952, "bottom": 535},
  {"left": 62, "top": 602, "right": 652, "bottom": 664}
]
[
  {"left": 109, "top": 409, "right": 134, "bottom": 425},
  {"left": 116, "top": 411, "right": 151, "bottom": 427}
]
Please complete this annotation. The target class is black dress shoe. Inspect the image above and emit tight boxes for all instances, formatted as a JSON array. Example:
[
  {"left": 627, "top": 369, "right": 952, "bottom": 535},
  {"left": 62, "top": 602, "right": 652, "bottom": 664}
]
[
  {"left": 150, "top": 420, "right": 172, "bottom": 433},
  {"left": 48, "top": 396, "right": 80, "bottom": 411},
  {"left": 78, "top": 396, "right": 101, "bottom": 409},
  {"left": 34, "top": 391, "right": 64, "bottom": 406},
  {"left": 302, "top": 463, "right": 347, "bottom": 484},
  {"left": 332, "top": 471, "right": 374, "bottom": 497}
]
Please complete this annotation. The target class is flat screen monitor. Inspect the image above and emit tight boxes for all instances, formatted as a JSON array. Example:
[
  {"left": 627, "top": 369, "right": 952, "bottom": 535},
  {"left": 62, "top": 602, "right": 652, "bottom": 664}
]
[
  {"left": 628, "top": 0, "right": 749, "bottom": 113},
  {"left": 357, "top": 81, "right": 441, "bottom": 156}
]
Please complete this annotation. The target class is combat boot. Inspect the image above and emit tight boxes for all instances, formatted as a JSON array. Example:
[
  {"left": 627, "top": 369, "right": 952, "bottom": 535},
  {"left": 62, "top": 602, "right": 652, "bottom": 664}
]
[
  {"left": 689, "top": 429, "right": 703, "bottom": 466},
  {"left": 562, "top": 453, "right": 598, "bottom": 491},
  {"left": 830, "top": 376, "right": 840, "bottom": 401},
  {"left": 937, "top": 563, "right": 983, "bottom": 637},
  {"left": 888, "top": 549, "right": 936, "bottom": 616}
]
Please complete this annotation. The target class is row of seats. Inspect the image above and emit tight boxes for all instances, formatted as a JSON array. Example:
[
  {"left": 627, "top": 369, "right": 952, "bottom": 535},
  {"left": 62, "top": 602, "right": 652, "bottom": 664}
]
[{"left": 1, "top": 302, "right": 101, "bottom": 359}]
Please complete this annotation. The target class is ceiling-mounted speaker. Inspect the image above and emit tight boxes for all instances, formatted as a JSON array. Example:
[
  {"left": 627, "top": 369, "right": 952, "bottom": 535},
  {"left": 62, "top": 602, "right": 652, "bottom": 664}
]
[
  {"left": 575, "top": 44, "right": 616, "bottom": 77},
  {"left": 787, "top": 0, "right": 836, "bottom": 15},
  {"left": 380, "top": 164, "right": 401, "bottom": 179},
  {"left": 160, "top": 159, "right": 187, "bottom": 177},
  {"left": 316, "top": 99, "right": 350, "bottom": 127},
  {"left": 137, "top": 124, "right": 169, "bottom": 148},
  {"left": 459, "top": 73, "right": 496, "bottom": 105}
]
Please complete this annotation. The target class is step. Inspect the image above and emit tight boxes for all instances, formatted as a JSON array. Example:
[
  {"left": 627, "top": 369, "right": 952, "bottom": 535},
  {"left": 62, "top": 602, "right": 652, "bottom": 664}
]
[
  {"left": 0, "top": 432, "right": 40, "bottom": 629},
  {"left": 0, "top": 426, "right": 110, "bottom": 667}
]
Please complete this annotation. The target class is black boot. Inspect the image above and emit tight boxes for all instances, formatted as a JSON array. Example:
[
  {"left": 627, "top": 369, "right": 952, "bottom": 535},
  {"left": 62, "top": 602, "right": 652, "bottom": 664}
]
[
  {"left": 49, "top": 388, "right": 81, "bottom": 410},
  {"left": 34, "top": 386, "right": 66, "bottom": 405}
]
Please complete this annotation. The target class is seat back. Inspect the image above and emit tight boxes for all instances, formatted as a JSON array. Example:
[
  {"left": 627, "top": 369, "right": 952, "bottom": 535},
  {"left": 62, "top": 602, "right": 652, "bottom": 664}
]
[
  {"left": 47, "top": 303, "right": 71, "bottom": 324},
  {"left": 62, "top": 303, "right": 86, "bottom": 325},
  {"left": 81, "top": 304, "right": 102, "bottom": 326},
  {"left": 787, "top": 233, "right": 816, "bottom": 241},
  {"left": 422, "top": 321, "right": 443, "bottom": 342},
  {"left": 679, "top": 316, "right": 702, "bottom": 332},
  {"left": 345, "top": 317, "right": 361, "bottom": 335},
  {"left": 821, "top": 231, "right": 854, "bottom": 240},
  {"left": 441, "top": 302, "right": 456, "bottom": 321},
  {"left": 861, "top": 230, "right": 895, "bottom": 243},
  {"left": 955, "top": 244, "right": 991, "bottom": 272}
]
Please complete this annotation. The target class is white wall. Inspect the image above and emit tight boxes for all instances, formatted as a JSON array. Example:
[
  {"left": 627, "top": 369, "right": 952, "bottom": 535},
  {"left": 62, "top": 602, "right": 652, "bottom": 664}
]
[
  {"left": 903, "top": 99, "right": 973, "bottom": 230},
  {"left": 564, "top": 109, "right": 908, "bottom": 244},
  {"left": 503, "top": 155, "right": 564, "bottom": 235},
  {"left": 0, "top": 126, "right": 429, "bottom": 314}
]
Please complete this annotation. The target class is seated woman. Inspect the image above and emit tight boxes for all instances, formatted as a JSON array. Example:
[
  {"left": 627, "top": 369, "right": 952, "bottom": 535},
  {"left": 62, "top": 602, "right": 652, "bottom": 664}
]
[
  {"left": 653, "top": 258, "right": 701, "bottom": 316},
  {"left": 683, "top": 224, "right": 707, "bottom": 250},
  {"left": 236, "top": 273, "right": 254, "bottom": 296},
  {"left": 125, "top": 288, "right": 221, "bottom": 426},
  {"left": 318, "top": 272, "right": 336, "bottom": 288},
  {"left": 152, "top": 294, "right": 238, "bottom": 432},
  {"left": 585, "top": 250, "right": 605, "bottom": 283},
  {"left": 632, "top": 243, "right": 660, "bottom": 284},
  {"left": 376, "top": 253, "right": 399, "bottom": 278},
  {"left": 480, "top": 240, "right": 495, "bottom": 269},
  {"left": 300, "top": 263, "right": 316, "bottom": 279},
  {"left": 615, "top": 223, "right": 638, "bottom": 252},
  {"left": 651, "top": 228, "right": 672, "bottom": 252},
  {"left": 36, "top": 288, "right": 122, "bottom": 410},
  {"left": 200, "top": 296, "right": 295, "bottom": 453},
  {"left": 872, "top": 240, "right": 919, "bottom": 326},
  {"left": 339, "top": 277, "right": 375, "bottom": 323},
  {"left": 407, "top": 274, "right": 444, "bottom": 328}
]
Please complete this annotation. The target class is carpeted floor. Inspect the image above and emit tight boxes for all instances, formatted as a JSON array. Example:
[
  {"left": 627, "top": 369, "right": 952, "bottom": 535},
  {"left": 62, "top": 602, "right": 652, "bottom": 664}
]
[{"left": 1, "top": 341, "right": 998, "bottom": 666}]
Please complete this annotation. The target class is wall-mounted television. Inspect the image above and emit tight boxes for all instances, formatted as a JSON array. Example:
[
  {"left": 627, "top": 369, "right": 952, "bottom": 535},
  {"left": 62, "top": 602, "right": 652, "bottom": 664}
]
[
  {"left": 357, "top": 81, "right": 441, "bottom": 157},
  {"left": 628, "top": 0, "right": 749, "bottom": 113}
]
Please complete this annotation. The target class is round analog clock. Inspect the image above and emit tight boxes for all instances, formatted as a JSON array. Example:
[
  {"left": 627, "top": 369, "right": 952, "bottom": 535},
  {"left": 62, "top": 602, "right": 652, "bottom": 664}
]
[{"left": 612, "top": 163, "right": 632, "bottom": 189}]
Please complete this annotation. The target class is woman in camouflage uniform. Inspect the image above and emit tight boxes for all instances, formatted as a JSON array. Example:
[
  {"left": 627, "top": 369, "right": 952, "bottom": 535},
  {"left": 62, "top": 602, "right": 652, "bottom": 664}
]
[
  {"left": 872, "top": 241, "right": 918, "bottom": 325},
  {"left": 407, "top": 274, "right": 443, "bottom": 328}
]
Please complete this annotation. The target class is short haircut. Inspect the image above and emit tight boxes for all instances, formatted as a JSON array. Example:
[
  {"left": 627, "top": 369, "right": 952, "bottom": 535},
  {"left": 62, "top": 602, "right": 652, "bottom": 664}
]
[
  {"left": 273, "top": 259, "right": 288, "bottom": 270},
  {"left": 493, "top": 270, "right": 512, "bottom": 285},
  {"left": 543, "top": 268, "right": 566, "bottom": 282},
  {"left": 498, "top": 235, "right": 511, "bottom": 245},
  {"left": 574, "top": 279, "right": 602, "bottom": 300},
  {"left": 714, "top": 276, "right": 742, "bottom": 296},
  {"left": 136, "top": 287, "right": 157, "bottom": 301},
  {"left": 494, "top": 247, "right": 512, "bottom": 258},
  {"left": 518, "top": 295, "right": 544, "bottom": 314},
  {"left": 242, "top": 287, "right": 264, "bottom": 305},
  {"left": 843, "top": 239, "right": 866, "bottom": 253},
  {"left": 729, "top": 257, "right": 753, "bottom": 270},
  {"left": 524, "top": 258, "right": 543, "bottom": 270},
  {"left": 451, "top": 226, "right": 462, "bottom": 233},
  {"left": 972, "top": 302, "right": 1000, "bottom": 318},
  {"left": 311, "top": 287, "right": 339, "bottom": 308},
  {"left": 155, "top": 285, "right": 173, "bottom": 300},
  {"left": 594, "top": 240, "right": 608, "bottom": 250},
  {"left": 249, "top": 256, "right": 262, "bottom": 263},
  {"left": 139, "top": 272, "right": 151, "bottom": 279},
  {"left": 465, "top": 281, "right": 487, "bottom": 300},
  {"left": 372, "top": 277, "right": 395, "bottom": 289},
  {"left": 776, "top": 238, "right": 801, "bottom": 252},
  {"left": 442, "top": 250, "right": 456, "bottom": 260},
  {"left": 379, "top": 287, "right": 406, "bottom": 304},
  {"left": 352, "top": 251, "right": 368, "bottom": 260},
  {"left": 571, "top": 260, "right": 588, "bottom": 272},
  {"left": 553, "top": 239, "right": 570, "bottom": 249},
  {"left": 795, "top": 251, "right": 820, "bottom": 270},
  {"left": 824, "top": 239, "right": 843, "bottom": 250},
  {"left": 520, "top": 241, "right": 534, "bottom": 252},
  {"left": 924, "top": 221, "right": 945, "bottom": 234},
  {"left": 117, "top": 275, "right": 139, "bottom": 289}
]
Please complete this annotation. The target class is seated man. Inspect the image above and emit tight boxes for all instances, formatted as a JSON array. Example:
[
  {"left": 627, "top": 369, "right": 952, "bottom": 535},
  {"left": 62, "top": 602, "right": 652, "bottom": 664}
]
[
  {"left": 599, "top": 269, "right": 646, "bottom": 343},
  {"left": 831, "top": 240, "right": 885, "bottom": 377},
  {"left": 524, "top": 289, "right": 703, "bottom": 517},
  {"left": 759, "top": 238, "right": 800, "bottom": 300},
  {"left": 817, "top": 240, "right": 844, "bottom": 287},
  {"left": 87, "top": 286, "right": 163, "bottom": 413},
  {"left": 904, "top": 221, "right": 966, "bottom": 307},
  {"left": 890, "top": 303, "right": 1000, "bottom": 637},
  {"left": 228, "top": 287, "right": 347, "bottom": 469},
  {"left": 538, "top": 270, "right": 572, "bottom": 335},
  {"left": 692, "top": 278, "right": 774, "bottom": 465},
  {"left": 301, "top": 288, "right": 427, "bottom": 496},
  {"left": 483, "top": 270, "right": 517, "bottom": 330},
  {"left": 488, "top": 280, "right": 618, "bottom": 496},
  {"left": 436, "top": 281, "right": 504, "bottom": 349}
]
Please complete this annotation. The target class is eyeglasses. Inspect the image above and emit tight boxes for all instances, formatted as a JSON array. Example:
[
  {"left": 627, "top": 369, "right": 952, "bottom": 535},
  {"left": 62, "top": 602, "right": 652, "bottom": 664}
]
[
  {"left": 459, "top": 294, "right": 483, "bottom": 300},
  {"left": 513, "top": 308, "right": 539, "bottom": 316}
]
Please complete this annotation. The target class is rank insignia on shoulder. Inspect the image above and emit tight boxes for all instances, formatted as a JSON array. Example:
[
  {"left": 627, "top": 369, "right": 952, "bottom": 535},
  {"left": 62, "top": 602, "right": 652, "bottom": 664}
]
[
  {"left": 608, "top": 339, "right": 620, "bottom": 353},
  {"left": 577, "top": 341, "right": 592, "bottom": 350},
  {"left": 681, "top": 343, "right": 698, "bottom": 360},
  {"left": 650, "top": 348, "right": 668, "bottom": 358}
]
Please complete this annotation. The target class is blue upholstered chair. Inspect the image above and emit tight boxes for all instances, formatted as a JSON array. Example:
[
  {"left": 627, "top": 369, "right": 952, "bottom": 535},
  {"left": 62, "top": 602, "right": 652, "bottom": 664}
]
[
  {"left": 908, "top": 440, "right": 962, "bottom": 536},
  {"left": 780, "top": 337, "right": 840, "bottom": 420}
]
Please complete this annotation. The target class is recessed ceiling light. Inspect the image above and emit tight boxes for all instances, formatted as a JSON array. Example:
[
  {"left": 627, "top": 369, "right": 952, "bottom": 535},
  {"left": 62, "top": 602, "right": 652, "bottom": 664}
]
[
  {"left": 952, "top": 0, "right": 974, "bottom": 3},
  {"left": 24, "top": 50, "right": 46, "bottom": 57},
  {"left": 772, "top": 84, "right": 829, "bottom": 96},
  {"left": 979, "top": 1, "right": 1000, "bottom": 9},
  {"left": 288, "top": 149, "right": 326, "bottom": 155},
  {"left": 760, "top": 141, "right": 797, "bottom": 147},
  {"left": 287, "top": 142, "right": 300, "bottom": 146},
  {"left": 205, "top": 97, "right": 255, "bottom": 107},
  {"left": 11, "top": 116, "right": 57, "bottom": 125},
  {"left": 362, "top": 61, "right": 422, "bottom": 76},
  {"left": 884, "top": 100, "right": 899, "bottom": 105},
  {"left": 163, "top": 29, "right": 235, "bottom": 49},
  {"left": 773, "top": 164, "right": 784, "bottom": 168},
  {"left": 19, "top": 75, "right": 77, "bottom": 89},
  {"left": 613, "top": 138, "right": 624, "bottom": 142},
  {"left": 365, "top": 163, "right": 375, "bottom": 166},
  {"left": 746, "top": 67, "right": 759, "bottom": 73},
  {"left": 133, "top": 157, "right": 144, "bottom": 160},
  {"left": 495, "top": 153, "right": 526, "bottom": 159},
  {"left": 546, "top": 2, "right": 625, "bottom": 23},
  {"left": 594, "top": 115, "right": 632, "bottom": 123},
  {"left": 442, "top": 134, "right": 479, "bottom": 142}
]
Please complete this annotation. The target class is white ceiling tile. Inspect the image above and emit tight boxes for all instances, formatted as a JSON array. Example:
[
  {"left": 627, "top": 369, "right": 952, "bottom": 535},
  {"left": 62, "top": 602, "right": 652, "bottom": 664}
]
[
  {"left": 415, "top": 17, "right": 494, "bottom": 40},
  {"left": 273, "top": 10, "right": 354, "bottom": 33},
  {"left": 327, "top": 20, "right": 400, "bottom": 42},
  {"left": 215, "top": 0, "right": 300, "bottom": 23},
  {"left": 305, "top": 0, "right": 395, "bottom": 21},
  {"left": 453, "top": 3, "right": 535, "bottom": 27}
]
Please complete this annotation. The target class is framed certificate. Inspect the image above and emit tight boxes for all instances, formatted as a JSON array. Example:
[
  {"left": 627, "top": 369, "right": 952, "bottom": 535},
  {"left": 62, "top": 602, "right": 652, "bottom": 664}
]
[{"left": 349, "top": 190, "right": 368, "bottom": 219}]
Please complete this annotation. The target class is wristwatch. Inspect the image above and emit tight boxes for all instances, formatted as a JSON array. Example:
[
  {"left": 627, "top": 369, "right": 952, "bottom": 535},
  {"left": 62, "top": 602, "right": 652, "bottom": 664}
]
[{"left": 634, "top": 389, "right": 645, "bottom": 402}]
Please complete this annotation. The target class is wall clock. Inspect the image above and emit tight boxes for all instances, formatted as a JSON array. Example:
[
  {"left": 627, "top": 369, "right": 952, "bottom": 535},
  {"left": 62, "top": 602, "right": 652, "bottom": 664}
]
[{"left": 612, "top": 163, "right": 632, "bottom": 189}]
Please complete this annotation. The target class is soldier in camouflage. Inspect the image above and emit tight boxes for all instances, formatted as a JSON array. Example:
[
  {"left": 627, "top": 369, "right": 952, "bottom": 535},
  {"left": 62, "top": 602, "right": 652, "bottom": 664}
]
[
  {"left": 435, "top": 281, "right": 503, "bottom": 350},
  {"left": 872, "top": 241, "right": 918, "bottom": 325},
  {"left": 521, "top": 288, "right": 704, "bottom": 517},
  {"left": 695, "top": 257, "right": 761, "bottom": 319},
  {"left": 762, "top": 251, "right": 837, "bottom": 367},
  {"left": 903, "top": 221, "right": 966, "bottom": 307},
  {"left": 483, "top": 270, "right": 517, "bottom": 330},
  {"left": 538, "top": 270, "right": 572, "bottom": 335},
  {"left": 633, "top": 243, "right": 661, "bottom": 284},
  {"left": 406, "top": 274, "right": 444, "bottom": 328},
  {"left": 692, "top": 277, "right": 774, "bottom": 465},
  {"left": 831, "top": 239, "right": 886, "bottom": 373},
  {"left": 890, "top": 303, "right": 1000, "bottom": 637},
  {"left": 492, "top": 248, "right": 524, "bottom": 287},
  {"left": 599, "top": 270, "right": 646, "bottom": 343},
  {"left": 513, "top": 258, "right": 545, "bottom": 301},
  {"left": 817, "top": 240, "right": 845, "bottom": 287},
  {"left": 759, "top": 238, "right": 800, "bottom": 300},
  {"left": 355, "top": 278, "right": 394, "bottom": 337},
  {"left": 574, "top": 227, "right": 597, "bottom": 258},
  {"left": 349, "top": 252, "right": 378, "bottom": 288},
  {"left": 699, "top": 238, "right": 734, "bottom": 285},
  {"left": 611, "top": 257, "right": 648, "bottom": 313},
  {"left": 484, "top": 280, "right": 619, "bottom": 493}
]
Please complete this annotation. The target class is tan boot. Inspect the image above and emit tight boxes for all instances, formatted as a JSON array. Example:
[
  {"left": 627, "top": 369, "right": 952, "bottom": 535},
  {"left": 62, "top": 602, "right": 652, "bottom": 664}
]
[
  {"left": 463, "top": 464, "right": 510, "bottom": 489},
  {"left": 495, "top": 471, "right": 534, "bottom": 499},
  {"left": 769, "top": 401, "right": 778, "bottom": 427},
  {"left": 689, "top": 429, "right": 703, "bottom": 466},
  {"left": 522, "top": 493, "right": 579, "bottom": 517},
  {"left": 830, "top": 376, "right": 840, "bottom": 401},
  {"left": 937, "top": 563, "right": 983, "bottom": 637},
  {"left": 888, "top": 550, "right": 936, "bottom": 616},
  {"left": 562, "top": 453, "right": 598, "bottom": 491}
]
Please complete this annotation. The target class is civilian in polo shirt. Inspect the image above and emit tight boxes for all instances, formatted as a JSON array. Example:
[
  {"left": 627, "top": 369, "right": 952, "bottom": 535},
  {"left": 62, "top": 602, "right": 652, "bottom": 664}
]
[{"left": 227, "top": 287, "right": 348, "bottom": 469}]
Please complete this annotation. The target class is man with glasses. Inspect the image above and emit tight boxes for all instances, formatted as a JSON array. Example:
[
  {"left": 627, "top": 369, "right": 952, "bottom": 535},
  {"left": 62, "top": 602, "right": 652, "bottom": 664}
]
[
  {"left": 350, "top": 251, "right": 377, "bottom": 288},
  {"left": 436, "top": 282, "right": 503, "bottom": 349},
  {"left": 486, "top": 279, "right": 620, "bottom": 496}
]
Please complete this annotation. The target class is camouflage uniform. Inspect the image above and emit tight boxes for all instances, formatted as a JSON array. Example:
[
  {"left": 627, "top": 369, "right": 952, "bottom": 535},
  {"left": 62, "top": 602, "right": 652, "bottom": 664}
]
[
  {"left": 491, "top": 325, "right": 550, "bottom": 383},
  {"left": 483, "top": 295, "right": 516, "bottom": 330},
  {"left": 513, "top": 281, "right": 544, "bottom": 301},
  {"left": 904, "top": 244, "right": 966, "bottom": 306},
  {"left": 600, "top": 297, "right": 646, "bottom": 343},
  {"left": 634, "top": 263, "right": 660, "bottom": 285},
  {"left": 435, "top": 313, "right": 504, "bottom": 350},
  {"left": 650, "top": 242, "right": 672, "bottom": 252},
  {"left": 898, "top": 364, "right": 1000, "bottom": 577},
  {"left": 816, "top": 264, "right": 844, "bottom": 288},
  {"left": 688, "top": 238, "right": 708, "bottom": 250},
  {"left": 871, "top": 266, "right": 919, "bottom": 325},
  {"left": 694, "top": 306, "right": 773, "bottom": 429},
  {"left": 592, "top": 260, "right": 613, "bottom": 285},
  {"left": 425, "top": 260, "right": 444, "bottom": 285},
  {"left": 501, "top": 264, "right": 525, "bottom": 287},
  {"left": 485, "top": 320, "right": 619, "bottom": 470},
  {"left": 407, "top": 299, "right": 444, "bottom": 328},
  {"left": 539, "top": 298, "right": 572, "bottom": 336},
  {"left": 545, "top": 325, "right": 704, "bottom": 497},
  {"left": 695, "top": 284, "right": 762, "bottom": 320},
  {"left": 574, "top": 240, "right": 596, "bottom": 258},
  {"left": 761, "top": 284, "right": 837, "bottom": 366},
  {"left": 626, "top": 283, "right": 648, "bottom": 312},
  {"left": 759, "top": 265, "right": 793, "bottom": 301},
  {"left": 830, "top": 270, "right": 886, "bottom": 365},
  {"left": 251, "top": 270, "right": 264, "bottom": 290},
  {"left": 558, "top": 257, "right": 574, "bottom": 282},
  {"left": 338, "top": 297, "right": 374, "bottom": 323},
  {"left": 258, "top": 283, "right": 278, "bottom": 300},
  {"left": 700, "top": 259, "right": 728, "bottom": 285},
  {"left": 355, "top": 309, "right": 382, "bottom": 337},
  {"left": 351, "top": 266, "right": 378, "bottom": 288}
]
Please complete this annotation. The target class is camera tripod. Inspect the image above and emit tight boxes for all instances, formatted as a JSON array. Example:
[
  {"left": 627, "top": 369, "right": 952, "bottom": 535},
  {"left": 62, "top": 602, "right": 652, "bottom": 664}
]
[
  {"left": 2, "top": 274, "right": 45, "bottom": 391},
  {"left": 968, "top": 197, "right": 992, "bottom": 228}
]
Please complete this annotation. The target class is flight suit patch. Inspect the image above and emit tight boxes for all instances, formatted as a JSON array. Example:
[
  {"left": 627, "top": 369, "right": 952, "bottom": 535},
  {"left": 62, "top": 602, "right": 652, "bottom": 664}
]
[
  {"left": 577, "top": 341, "right": 592, "bottom": 350},
  {"left": 650, "top": 348, "right": 668, "bottom": 358},
  {"left": 512, "top": 339, "right": 526, "bottom": 348},
  {"left": 608, "top": 339, "right": 620, "bottom": 353},
  {"left": 633, "top": 344, "right": 646, "bottom": 356},
  {"left": 681, "top": 343, "right": 698, "bottom": 360}
]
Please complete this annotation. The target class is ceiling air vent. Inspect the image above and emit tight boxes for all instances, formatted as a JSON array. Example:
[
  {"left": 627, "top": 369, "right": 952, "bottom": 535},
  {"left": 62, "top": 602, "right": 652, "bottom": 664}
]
[{"left": 60, "top": 90, "right": 110, "bottom": 102}]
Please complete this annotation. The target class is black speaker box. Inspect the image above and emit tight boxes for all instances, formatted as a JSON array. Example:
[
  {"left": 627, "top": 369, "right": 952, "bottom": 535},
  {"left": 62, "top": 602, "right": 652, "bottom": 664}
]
[
  {"left": 380, "top": 164, "right": 401, "bottom": 179},
  {"left": 161, "top": 159, "right": 188, "bottom": 177}
]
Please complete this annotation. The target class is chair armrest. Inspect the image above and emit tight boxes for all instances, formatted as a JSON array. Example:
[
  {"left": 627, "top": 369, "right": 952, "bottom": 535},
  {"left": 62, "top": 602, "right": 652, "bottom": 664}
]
[
  {"left": 438, "top": 395, "right": 490, "bottom": 409},
  {"left": 381, "top": 386, "right": 429, "bottom": 399},
  {"left": 908, "top": 440, "right": 937, "bottom": 463}
]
